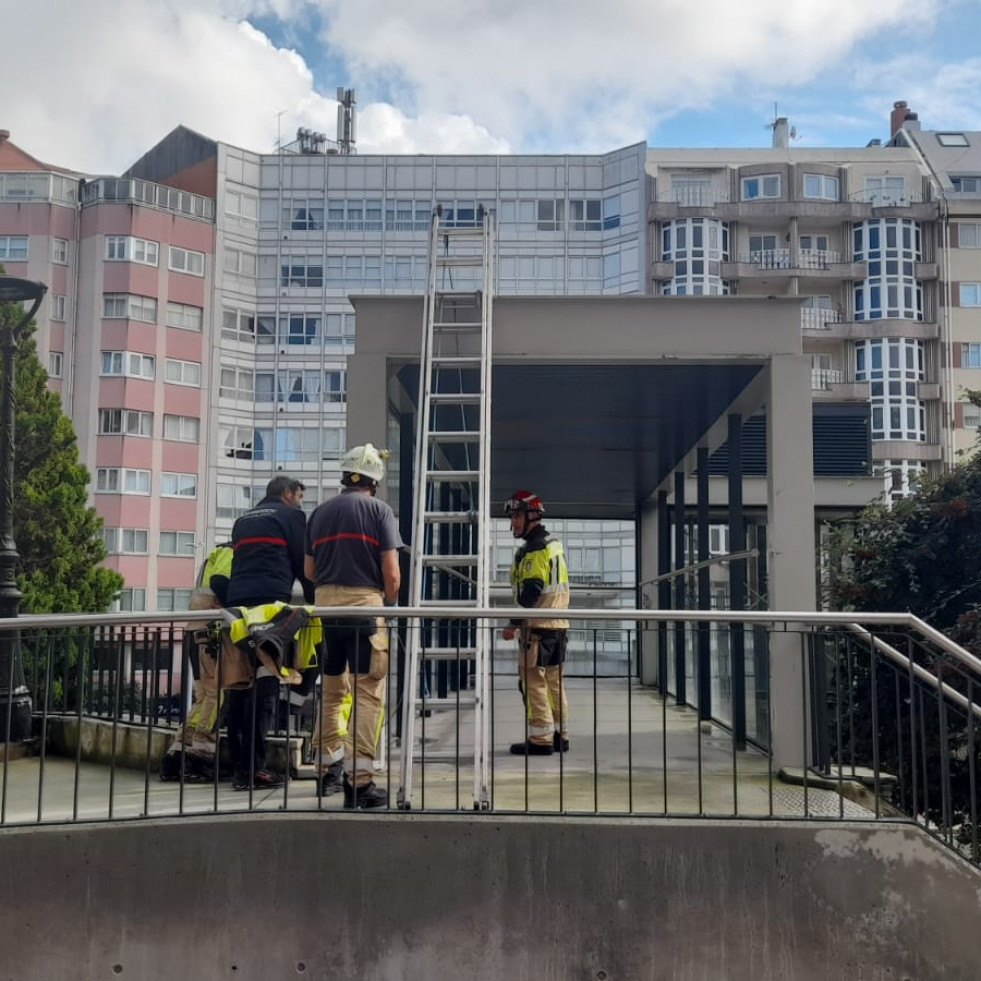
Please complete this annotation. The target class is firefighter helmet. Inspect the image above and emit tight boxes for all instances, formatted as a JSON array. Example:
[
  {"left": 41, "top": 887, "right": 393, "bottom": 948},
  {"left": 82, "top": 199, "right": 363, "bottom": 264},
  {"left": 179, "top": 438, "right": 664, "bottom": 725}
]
[
  {"left": 340, "top": 443, "right": 389, "bottom": 483},
  {"left": 504, "top": 490, "right": 545, "bottom": 516}
]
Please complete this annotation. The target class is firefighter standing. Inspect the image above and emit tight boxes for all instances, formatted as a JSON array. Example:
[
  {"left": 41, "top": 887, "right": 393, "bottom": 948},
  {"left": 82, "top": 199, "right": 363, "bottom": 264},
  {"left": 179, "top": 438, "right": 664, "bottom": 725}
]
[
  {"left": 305, "top": 444, "right": 402, "bottom": 809},
  {"left": 501, "top": 490, "right": 571, "bottom": 756}
]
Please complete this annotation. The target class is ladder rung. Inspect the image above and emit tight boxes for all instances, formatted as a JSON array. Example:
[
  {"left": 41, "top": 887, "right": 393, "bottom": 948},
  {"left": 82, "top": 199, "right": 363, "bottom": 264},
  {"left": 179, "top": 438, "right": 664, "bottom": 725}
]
[
  {"left": 424, "top": 511, "right": 476, "bottom": 523},
  {"left": 426, "top": 470, "right": 479, "bottom": 481},
  {"left": 436, "top": 255, "right": 484, "bottom": 267},
  {"left": 421, "top": 554, "right": 478, "bottom": 565},
  {"left": 428, "top": 430, "right": 480, "bottom": 441},
  {"left": 429, "top": 393, "right": 480, "bottom": 404},
  {"left": 419, "top": 696, "right": 477, "bottom": 711},
  {"left": 418, "top": 598, "right": 478, "bottom": 607},
  {"left": 432, "top": 355, "right": 481, "bottom": 365},
  {"left": 435, "top": 223, "right": 484, "bottom": 234},
  {"left": 433, "top": 322, "right": 482, "bottom": 331}
]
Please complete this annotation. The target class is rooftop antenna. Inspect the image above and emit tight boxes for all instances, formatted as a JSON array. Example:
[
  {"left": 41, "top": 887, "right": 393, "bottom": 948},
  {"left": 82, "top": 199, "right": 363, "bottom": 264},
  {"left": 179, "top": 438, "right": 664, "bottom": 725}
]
[
  {"left": 274, "top": 109, "right": 287, "bottom": 151},
  {"left": 336, "top": 88, "right": 357, "bottom": 155}
]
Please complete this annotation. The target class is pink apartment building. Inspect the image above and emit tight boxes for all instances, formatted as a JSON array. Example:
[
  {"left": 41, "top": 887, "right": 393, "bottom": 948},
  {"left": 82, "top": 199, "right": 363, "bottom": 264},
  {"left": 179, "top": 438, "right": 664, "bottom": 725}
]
[{"left": 0, "top": 129, "right": 216, "bottom": 612}]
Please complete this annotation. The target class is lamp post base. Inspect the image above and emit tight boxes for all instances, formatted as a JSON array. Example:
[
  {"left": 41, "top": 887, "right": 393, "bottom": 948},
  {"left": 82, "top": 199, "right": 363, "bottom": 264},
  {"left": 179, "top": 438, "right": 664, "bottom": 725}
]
[{"left": 0, "top": 688, "right": 30, "bottom": 743}]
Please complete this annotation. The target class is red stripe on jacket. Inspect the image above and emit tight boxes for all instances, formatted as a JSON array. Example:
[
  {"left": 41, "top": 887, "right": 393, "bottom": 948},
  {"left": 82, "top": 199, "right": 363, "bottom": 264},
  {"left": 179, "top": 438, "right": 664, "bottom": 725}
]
[{"left": 313, "top": 532, "right": 380, "bottom": 549}]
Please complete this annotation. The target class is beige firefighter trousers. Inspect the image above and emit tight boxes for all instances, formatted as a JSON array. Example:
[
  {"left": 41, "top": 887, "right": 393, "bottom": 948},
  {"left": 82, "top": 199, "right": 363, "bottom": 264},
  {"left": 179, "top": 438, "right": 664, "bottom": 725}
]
[
  {"left": 313, "top": 584, "right": 388, "bottom": 787},
  {"left": 518, "top": 630, "right": 570, "bottom": 747}
]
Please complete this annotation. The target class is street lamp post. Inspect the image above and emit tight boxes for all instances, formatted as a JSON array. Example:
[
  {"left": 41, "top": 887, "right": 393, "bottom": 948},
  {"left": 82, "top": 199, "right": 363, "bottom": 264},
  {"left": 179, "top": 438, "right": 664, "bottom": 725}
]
[{"left": 0, "top": 276, "right": 47, "bottom": 743}]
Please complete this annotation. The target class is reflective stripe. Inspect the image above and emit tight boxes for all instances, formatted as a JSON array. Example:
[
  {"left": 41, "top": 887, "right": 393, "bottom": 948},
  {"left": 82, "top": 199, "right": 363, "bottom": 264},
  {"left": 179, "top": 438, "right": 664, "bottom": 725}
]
[
  {"left": 314, "top": 531, "right": 380, "bottom": 549},
  {"left": 348, "top": 754, "right": 380, "bottom": 772},
  {"left": 319, "top": 747, "right": 344, "bottom": 766},
  {"left": 234, "top": 536, "right": 287, "bottom": 548},
  {"left": 528, "top": 723, "right": 554, "bottom": 737}
]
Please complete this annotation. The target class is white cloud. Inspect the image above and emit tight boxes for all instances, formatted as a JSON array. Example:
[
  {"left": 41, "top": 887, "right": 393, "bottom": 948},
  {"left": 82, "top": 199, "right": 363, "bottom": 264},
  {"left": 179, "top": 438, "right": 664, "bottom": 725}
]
[
  {"left": 316, "top": 0, "right": 941, "bottom": 149},
  {"left": 0, "top": 0, "right": 957, "bottom": 173}
]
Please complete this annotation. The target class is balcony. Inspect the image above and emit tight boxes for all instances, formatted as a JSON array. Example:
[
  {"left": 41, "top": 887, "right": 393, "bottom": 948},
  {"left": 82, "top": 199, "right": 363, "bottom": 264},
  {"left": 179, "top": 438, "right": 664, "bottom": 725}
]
[
  {"left": 810, "top": 370, "right": 868, "bottom": 401},
  {"left": 846, "top": 189, "right": 938, "bottom": 221},
  {"left": 800, "top": 307, "right": 844, "bottom": 330},
  {"left": 724, "top": 250, "right": 865, "bottom": 280},
  {"left": 648, "top": 186, "right": 730, "bottom": 219},
  {"left": 811, "top": 368, "right": 844, "bottom": 389}
]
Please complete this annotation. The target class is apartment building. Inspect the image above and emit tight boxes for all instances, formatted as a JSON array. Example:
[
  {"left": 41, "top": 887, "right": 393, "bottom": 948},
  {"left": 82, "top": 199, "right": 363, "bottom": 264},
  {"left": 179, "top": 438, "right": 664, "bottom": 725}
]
[{"left": 0, "top": 104, "right": 974, "bottom": 612}]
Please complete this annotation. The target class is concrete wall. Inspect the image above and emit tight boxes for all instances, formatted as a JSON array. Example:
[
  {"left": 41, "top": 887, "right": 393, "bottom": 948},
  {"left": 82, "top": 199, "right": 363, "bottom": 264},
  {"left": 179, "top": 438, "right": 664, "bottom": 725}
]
[{"left": 1, "top": 815, "right": 978, "bottom": 981}]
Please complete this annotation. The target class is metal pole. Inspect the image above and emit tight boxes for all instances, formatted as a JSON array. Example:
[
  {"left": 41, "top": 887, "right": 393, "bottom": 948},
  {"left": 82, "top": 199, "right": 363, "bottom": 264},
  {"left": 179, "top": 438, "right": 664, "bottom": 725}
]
[{"left": 0, "top": 278, "right": 47, "bottom": 743}]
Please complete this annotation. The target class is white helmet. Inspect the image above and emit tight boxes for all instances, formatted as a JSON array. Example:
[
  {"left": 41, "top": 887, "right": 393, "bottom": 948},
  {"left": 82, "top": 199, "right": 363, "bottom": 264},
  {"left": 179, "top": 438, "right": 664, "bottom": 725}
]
[{"left": 341, "top": 442, "right": 389, "bottom": 483}]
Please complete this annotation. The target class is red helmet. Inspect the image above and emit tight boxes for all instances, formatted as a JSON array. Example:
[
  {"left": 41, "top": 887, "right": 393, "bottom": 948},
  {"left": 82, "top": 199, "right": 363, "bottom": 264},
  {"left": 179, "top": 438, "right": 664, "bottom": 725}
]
[{"left": 504, "top": 490, "right": 545, "bottom": 516}]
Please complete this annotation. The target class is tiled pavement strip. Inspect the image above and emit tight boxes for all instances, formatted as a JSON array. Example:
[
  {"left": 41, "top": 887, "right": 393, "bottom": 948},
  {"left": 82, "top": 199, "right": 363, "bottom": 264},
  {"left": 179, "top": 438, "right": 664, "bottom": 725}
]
[{"left": 0, "top": 679, "right": 872, "bottom": 824}]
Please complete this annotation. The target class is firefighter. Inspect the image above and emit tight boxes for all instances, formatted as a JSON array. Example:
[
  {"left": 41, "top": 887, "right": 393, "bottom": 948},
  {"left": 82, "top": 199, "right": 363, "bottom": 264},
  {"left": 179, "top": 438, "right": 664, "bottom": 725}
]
[
  {"left": 501, "top": 490, "right": 571, "bottom": 756},
  {"left": 305, "top": 444, "right": 402, "bottom": 809}
]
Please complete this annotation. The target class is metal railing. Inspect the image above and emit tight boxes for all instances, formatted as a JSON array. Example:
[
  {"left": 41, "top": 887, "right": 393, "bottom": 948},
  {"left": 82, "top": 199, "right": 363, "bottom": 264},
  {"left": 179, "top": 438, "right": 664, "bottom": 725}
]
[
  {"left": 848, "top": 190, "right": 925, "bottom": 207},
  {"left": 800, "top": 307, "right": 845, "bottom": 329},
  {"left": 1, "top": 607, "right": 978, "bottom": 868},
  {"left": 811, "top": 368, "right": 845, "bottom": 390},
  {"left": 668, "top": 187, "right": 729, "bottom": 207},
  {"left": 737, "top": 249, "right": 842, "bottom": 270}
]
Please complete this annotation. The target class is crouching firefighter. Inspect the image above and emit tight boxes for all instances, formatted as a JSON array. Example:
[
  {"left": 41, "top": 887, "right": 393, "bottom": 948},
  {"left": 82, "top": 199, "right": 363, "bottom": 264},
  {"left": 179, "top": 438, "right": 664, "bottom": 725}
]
[
  {"left": 305, "top": 443, "right": 403, "bottom": 809},
  {"left": 159, "top": 543, "right": 232, "bottom": 782},
  {"left": 501, "top": 491, "right": 571, "bottom": 756}
]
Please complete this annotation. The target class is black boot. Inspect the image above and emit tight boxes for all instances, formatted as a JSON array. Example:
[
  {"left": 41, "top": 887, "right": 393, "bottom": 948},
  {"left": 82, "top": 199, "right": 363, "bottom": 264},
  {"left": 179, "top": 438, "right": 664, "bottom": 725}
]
[
  {"left": 318, "top": 761, "right": 344, "bottom": 796},
  {"left": 343, "top": 777, "right": 388, "bottom": 809},
  {"left": 509, "top": 739, "right": 554, "bottom": 756},
  {"left": 553, "top": 733, "right": 570, "bottom": 753}
]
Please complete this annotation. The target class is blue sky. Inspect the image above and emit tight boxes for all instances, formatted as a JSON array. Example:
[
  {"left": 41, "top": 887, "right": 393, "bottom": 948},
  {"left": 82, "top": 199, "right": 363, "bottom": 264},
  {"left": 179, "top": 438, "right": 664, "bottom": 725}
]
[{"left": 2, "top": 0, "right": 981, "bottom": 173}]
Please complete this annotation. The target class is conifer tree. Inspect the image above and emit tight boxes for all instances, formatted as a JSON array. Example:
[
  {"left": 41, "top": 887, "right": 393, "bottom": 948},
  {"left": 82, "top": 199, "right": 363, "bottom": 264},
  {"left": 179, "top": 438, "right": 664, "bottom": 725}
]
[{"left": 0, "top": 289, "right": 122, "bottom": 612}]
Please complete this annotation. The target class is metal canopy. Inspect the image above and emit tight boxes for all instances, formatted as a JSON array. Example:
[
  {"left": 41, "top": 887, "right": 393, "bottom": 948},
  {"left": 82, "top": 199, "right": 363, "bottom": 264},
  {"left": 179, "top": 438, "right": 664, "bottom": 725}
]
[{"left": 397, "top": 361, "right": 764, "bottom": 519}]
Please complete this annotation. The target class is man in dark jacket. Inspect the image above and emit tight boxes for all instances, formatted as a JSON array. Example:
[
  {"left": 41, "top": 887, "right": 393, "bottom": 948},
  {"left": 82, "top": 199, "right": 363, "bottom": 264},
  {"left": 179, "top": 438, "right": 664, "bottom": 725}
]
[{"left": 225, "top": 476, "right": 314, "bottom": 790}]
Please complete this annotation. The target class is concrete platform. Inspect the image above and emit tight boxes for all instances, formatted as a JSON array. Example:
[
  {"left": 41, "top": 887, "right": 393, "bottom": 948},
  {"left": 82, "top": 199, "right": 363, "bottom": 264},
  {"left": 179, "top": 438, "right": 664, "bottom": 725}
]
[{"left": 0, "top": 679, "right": 872, "bottom": 824}]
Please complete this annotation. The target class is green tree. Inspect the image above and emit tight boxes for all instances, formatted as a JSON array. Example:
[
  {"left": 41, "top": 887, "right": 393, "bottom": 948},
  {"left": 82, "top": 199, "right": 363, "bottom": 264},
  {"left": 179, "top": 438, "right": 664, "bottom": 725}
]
[
  {"left": 825, "top": 450, "right": 981, "bottom": 836},
  {"left": 0, "top": 285, "right": 123, "bottom": 613}
]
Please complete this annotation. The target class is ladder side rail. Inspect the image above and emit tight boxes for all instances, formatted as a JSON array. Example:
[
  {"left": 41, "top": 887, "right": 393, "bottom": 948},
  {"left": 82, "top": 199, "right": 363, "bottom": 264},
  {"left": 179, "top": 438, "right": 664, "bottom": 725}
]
[{"left": 399, "top": 211, "right": 444, "bottom": 808}]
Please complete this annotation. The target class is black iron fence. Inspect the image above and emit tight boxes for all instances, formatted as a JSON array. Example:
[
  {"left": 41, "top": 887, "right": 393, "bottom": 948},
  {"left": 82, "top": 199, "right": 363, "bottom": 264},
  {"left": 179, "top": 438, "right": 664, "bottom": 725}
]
[{"left": 0, "top": 608, "right": 978, "bottom": 869}]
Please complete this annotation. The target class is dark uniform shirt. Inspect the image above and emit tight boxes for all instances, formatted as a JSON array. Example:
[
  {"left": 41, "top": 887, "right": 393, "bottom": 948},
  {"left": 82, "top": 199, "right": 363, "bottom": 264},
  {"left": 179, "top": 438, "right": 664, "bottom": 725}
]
[
  {"left": 226, "top": 496, "right": 313, "bottom": 606},
  {"left": 306, "top": 490, "right": 403, "bottom": 591}
]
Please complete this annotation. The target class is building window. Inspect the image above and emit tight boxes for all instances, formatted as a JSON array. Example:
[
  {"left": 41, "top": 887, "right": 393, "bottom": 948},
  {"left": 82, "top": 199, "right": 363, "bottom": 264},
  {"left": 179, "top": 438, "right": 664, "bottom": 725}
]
[
  {"left": 157, "top": 589, "right": 193, "bottom": 612},
  {"left": 569, "top": 199, "right": 602, "bottom": 232},
  {"left": 852, "top": 218, "right": 922, "bottom": 321},
  {"left": 50, "top": 294, "right": 67, "bottom": 321},
  {"left": 223, "top": 425, "right": 256, "bottom": 460},
  {"left": 96, "top": 467, "right": 151, "bottom": 494},
  {"left": 277, "top": 314, "right": 323, "bottom": 346},
  {"left": 223, "top": 247, "right": 257, "bottom": 277},
  {"left": 219, "top": 366, "right": 255, "bottom": 400},
  {"left": 964, "top": 403, "right": 981, "bottom": 429},
  {"left": 957, "top": 223, "right": 981, "bottom": 248},
  {"left": 160, "top": 472, "right": 197, "bottom": 498},
  {"left": 603, "top": 195, "right": 621, "bottom": 230},
  {"left": 103, "top": 527, "right": 149, "bottom": 555},
  {"left": 51, "top": 238, "right": 69, "bottom": 264},
  {"left": 225, "top": 190, "right": 258, "bottom": 221},
  {"left": 741, "top": 175, "right": 780, "bottom": 200},
  {"left": 325, "top": 255, "right": 380, "bottom": 290},
  {"left": 102, "top": 293, "right": 157, "bottom": 323},
  {"left": 105, "top": 236, "right": 158, "bottom": 266},
  {"left": 164, "top": 358, "right": 202, "bottom": 387},
  {"left": 854, "top": 338, "right": 926, "bottom": 442},
  {"left": 803, "top": 174, "right": 839, "bottom": 200},
  {"left": 951, "top": 176, "right": 981, "bottom": 194},
  {"left": 536, "top": 199, "right": 564, "bottom": 232},
  {"left": 661, "top": 218, "right": 730, "bottom": 296},
  {"left": 48, "top": 351, "right": 63, "bottom": 378},
  {"left": 256, "top": 369, "right": 333, "bottom": 404},
  {"left": 165, "top": 301, "right": 203, "bottom": 331},
  {"left": 0, "top": 236, "right": 28, "bottom": 260},
  {"left": 325, "top": 370, "right": 347, "bottom": 403},
  {"left": 281, "top": 255, "right": 324, "bottom": 288},
  {"left": 112, "top": 588, "right": 147, "bottom": 613},
  {"left": 97, "top": 408, "right": 153, "bottom": 436},
  {"left": 222, "top": 309, "right": 256, "bottom": 344},
  {"left": 217, "top": 483, "right": 258, "bottom": 519},
  {"left": 283, "top": 198, "right": 325, "bottom": 231},
  {"left": 168, "top": 246, "right": 205, "bottom": 277},
  {"left": 937, "top": 133, "right": 970, "bottom": 147},
  {"left": 162, "top": 414, "right": 200, "bottom": 442},
  {"left": 325, "top": 312, "right": 356, "bottom": 347},
  {"left": 874, "top": 459, "right": 925, "bottom": 504},
  {"left": 963, "top": 343, "right": 981, "bottom": 368},
  {"left": 100, "top": 351, "right": 155, "bottom": 379},
  {"left": 960, "top": 283, "right": 981, "bottom": 306},
  {"left": 159, "top": 531, "right": 196, "bottom": 556},
  {"left": 863, "top": 176, "right": 907, "bottom": 206}
]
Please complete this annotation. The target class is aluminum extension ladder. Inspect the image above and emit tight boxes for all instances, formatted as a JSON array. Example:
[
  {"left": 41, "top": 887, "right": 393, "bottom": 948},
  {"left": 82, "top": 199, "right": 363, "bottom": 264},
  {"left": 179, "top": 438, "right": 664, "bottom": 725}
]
[{"left": 397, "top": 206, "right": 495, "bottom": 810}]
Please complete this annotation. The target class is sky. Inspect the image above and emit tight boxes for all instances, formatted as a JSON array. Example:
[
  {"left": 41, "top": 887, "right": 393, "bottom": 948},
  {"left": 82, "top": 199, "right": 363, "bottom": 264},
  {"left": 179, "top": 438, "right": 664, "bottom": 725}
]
[{"left": 3, "top": 0, "right": 981, "bottom": 174}]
